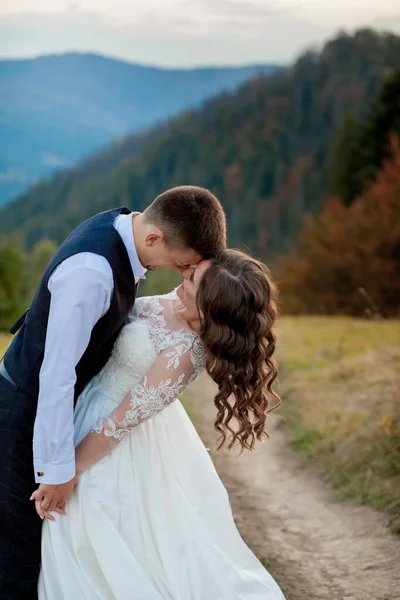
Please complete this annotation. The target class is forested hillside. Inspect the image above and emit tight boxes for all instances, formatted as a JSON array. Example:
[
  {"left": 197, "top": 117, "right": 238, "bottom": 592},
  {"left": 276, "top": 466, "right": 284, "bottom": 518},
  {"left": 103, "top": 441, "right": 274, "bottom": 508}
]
[
  {"left": 276, "top": 65, "right": 400, "bottom": 316},
  {"left": 0, "top": 52, "right": 276, "bottom": 205},
  {"left": 1, "top": 29, "right": 400, "bottom": 261}
]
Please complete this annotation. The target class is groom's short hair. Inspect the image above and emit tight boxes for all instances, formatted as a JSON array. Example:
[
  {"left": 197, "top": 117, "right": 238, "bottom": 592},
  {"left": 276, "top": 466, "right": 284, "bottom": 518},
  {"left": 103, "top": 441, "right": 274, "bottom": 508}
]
[{"left": 143, "top": 185, "right": 226, "bottom": 257}]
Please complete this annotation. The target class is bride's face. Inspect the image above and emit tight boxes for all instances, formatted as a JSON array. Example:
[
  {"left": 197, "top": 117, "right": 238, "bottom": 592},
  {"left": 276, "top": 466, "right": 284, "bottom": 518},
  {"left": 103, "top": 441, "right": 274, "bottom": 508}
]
[{"left": 176, "top": 260, "right": 211, "bottom": 320}]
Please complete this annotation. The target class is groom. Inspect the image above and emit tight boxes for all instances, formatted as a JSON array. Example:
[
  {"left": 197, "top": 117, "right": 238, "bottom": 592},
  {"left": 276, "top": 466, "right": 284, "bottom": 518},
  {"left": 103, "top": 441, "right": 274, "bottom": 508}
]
[{"left": 0, "top": 185, "right": 226, "bottom": 599}]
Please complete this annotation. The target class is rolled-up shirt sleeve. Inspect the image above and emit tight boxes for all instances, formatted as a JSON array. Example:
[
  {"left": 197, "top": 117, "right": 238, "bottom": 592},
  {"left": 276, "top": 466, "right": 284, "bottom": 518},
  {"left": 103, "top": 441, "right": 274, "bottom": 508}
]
[{"left": 33, "top": 253, "right": 113, "bottom": 484}]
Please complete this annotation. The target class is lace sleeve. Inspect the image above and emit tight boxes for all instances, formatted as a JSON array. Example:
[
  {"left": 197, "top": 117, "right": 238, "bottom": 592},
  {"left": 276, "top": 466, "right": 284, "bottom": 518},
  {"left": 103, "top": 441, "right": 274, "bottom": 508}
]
[{"left": 74, "top": 340, "right": 203, "bottom": 474}]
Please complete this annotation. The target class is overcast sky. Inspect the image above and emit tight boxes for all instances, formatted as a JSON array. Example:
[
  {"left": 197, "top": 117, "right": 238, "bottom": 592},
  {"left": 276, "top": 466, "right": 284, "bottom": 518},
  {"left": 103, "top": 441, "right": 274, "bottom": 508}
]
[{"left": 1, "top": 0, "right": 400, "bottom": 67}]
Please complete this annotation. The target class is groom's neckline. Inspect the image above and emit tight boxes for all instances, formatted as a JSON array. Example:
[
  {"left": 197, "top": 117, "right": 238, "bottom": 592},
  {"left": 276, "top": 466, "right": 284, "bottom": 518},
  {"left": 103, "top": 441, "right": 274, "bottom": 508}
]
[{"left": 114, "top": 212, "right": 147, "bottom": 282}]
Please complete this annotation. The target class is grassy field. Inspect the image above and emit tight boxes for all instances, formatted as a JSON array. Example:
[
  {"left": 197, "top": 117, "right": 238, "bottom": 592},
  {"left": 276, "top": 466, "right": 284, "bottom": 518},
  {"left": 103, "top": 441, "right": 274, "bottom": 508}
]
[
  {"left": 276, "top": 316, "right": 400, "bottom": 533},
  {"left": 2, "top": 317, "right": 399, "bottom": 534}
]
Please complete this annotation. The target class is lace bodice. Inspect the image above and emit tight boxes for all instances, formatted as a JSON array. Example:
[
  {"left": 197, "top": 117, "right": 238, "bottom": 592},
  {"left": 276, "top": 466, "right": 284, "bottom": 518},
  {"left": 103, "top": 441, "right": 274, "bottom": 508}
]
[
  {"left": 96, "top": 292, "right": 204, "bottom": 402},
  {"left": 74, "top": 292, "right": 206, "bottom": 473}
]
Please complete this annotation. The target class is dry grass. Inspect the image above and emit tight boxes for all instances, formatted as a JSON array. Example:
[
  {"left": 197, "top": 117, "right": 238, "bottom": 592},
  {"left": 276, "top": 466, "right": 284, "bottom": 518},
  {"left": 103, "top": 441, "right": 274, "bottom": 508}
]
[
  {"left": 3, "top": 321, "right": 399, "bottom": 533},
  {"left": 0, "top": 333, "right": 11, "bottom": 358},
  {"left": 276, "top": 316, "right": 400, "bottom": 533}
]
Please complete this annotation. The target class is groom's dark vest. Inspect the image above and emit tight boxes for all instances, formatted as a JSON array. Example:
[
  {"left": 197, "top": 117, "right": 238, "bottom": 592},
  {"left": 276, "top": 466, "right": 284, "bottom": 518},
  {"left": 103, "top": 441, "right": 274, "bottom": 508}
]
[{"left": 3, "top": 207, "right": 137, "bottom": 402}]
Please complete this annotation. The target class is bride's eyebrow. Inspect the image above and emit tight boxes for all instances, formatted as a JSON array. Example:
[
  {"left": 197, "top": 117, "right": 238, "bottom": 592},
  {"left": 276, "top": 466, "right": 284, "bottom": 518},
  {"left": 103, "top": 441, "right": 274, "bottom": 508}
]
[{"left": 189, "top": 270, "right": 195, "bottom": 283}]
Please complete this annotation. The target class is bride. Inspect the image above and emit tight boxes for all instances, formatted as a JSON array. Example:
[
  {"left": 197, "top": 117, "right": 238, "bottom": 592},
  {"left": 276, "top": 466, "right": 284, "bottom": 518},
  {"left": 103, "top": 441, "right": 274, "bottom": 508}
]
[{"left": 37, "top": 249, "right": 285, "bottom": 599}]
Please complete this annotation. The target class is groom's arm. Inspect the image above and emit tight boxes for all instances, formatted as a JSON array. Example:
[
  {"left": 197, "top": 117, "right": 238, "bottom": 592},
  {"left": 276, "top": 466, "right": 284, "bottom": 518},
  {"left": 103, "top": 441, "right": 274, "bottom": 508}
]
[{"left": 33, "top": 253, "right": 114, "bottom": 490}]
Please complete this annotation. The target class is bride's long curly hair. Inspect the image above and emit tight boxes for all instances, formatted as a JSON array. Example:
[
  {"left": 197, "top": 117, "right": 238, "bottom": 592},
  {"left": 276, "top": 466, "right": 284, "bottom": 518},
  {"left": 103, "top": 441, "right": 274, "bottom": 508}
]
[{"left": 196, "top": 249, "right": 280, "bottom": 451}]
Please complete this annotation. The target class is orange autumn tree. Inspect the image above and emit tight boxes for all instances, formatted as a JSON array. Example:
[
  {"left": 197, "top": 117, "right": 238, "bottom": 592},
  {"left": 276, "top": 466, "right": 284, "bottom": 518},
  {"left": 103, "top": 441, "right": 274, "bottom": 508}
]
[{"left": 276, "top": 135, "right": 400, "bottom": 317}]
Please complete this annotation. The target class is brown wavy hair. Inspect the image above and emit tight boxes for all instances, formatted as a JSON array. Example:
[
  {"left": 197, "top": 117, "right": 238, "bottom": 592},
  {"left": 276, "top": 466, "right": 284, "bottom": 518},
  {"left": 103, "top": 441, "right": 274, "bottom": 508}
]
[
  {"left": 143, "top": 185, "right": 226, "bottom": 257},
  {"left": 196, "top": 249, "right": 280, "bottom": 451}
]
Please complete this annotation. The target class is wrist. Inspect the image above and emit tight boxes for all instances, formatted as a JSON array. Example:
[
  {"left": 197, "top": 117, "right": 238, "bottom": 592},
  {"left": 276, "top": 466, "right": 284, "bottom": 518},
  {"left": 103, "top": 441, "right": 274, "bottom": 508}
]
[{"left": 33, "top": 459, "right": 76, "bottom": 484}]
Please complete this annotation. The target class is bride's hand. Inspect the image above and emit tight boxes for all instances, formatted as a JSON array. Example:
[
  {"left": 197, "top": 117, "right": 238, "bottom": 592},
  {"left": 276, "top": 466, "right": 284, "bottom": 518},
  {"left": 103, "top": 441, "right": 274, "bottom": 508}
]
[
  {"left": 31, "top": 475, "right": 79, "bottom": 520},
  {"left": 34, "top": 500, "right": 66, "bottom": 520}
]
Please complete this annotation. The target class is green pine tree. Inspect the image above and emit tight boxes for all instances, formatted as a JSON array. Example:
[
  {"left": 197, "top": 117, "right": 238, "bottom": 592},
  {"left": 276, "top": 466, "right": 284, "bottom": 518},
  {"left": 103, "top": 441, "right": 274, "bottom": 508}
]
[{"left": 329, "top": 113, "right": 361, "bottom": 205}]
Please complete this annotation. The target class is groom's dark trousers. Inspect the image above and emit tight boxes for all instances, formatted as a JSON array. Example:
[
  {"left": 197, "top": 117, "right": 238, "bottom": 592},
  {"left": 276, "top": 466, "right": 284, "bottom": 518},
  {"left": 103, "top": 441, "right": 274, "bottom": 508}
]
[
  {"left": 0, "top": 208, "right": 137, "bottom": 598},
  {"left": 0, "top": 371, "right": 43, "bottom": 599}
]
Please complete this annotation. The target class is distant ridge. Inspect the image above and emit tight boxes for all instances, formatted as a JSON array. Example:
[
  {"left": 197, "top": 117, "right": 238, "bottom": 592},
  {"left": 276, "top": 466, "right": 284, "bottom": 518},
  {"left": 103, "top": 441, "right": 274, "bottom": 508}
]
[{"left": 0, "top": 52, "right": 279, "bottom": 205}]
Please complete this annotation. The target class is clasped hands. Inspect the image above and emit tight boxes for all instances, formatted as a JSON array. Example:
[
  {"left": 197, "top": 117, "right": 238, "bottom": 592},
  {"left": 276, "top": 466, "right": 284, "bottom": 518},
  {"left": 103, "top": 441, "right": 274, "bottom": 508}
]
[{"left": 30, "top": 475, "right": 79, "bottom": 521}]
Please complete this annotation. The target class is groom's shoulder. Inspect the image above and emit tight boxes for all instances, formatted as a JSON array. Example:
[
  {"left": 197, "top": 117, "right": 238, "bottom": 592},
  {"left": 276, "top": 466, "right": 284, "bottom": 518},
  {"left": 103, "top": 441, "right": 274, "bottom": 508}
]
[
  {"left": 82, "top": 206, "right": 132, "bottom": 224},
  {"left": 66, "top": 207, "right": 132, "bottom": 237}
]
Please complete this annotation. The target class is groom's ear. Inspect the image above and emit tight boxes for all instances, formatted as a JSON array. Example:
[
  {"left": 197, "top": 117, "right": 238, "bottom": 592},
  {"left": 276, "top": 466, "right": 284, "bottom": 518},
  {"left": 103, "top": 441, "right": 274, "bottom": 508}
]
[{"left": 144, "top": 231, "right": 163, "bottom": 247}]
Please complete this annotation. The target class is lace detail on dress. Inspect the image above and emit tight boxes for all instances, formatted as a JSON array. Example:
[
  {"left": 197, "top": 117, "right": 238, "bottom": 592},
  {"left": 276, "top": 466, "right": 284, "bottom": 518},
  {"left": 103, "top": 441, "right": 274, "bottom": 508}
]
[
  {"left": 89, "top": 294, "right": 206, "bottom": 445},
  {"left": 93, "top": 373, "right": 186, "bottom": 441},
  {"left": 135, "top": 295, "right": 206, "bottom": 383},
  {"left": 188, "top": 336, "right": 207, "bottom": 384},
  {"left": 137, "top": 296, "right": 197, "bottom": 354}
]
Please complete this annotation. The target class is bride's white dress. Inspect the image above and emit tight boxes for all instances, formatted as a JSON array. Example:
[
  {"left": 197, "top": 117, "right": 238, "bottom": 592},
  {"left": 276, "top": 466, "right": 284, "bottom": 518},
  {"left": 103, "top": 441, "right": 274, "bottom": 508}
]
[{"left": 38, "top": 292, "right": 285, "bottom": 600}]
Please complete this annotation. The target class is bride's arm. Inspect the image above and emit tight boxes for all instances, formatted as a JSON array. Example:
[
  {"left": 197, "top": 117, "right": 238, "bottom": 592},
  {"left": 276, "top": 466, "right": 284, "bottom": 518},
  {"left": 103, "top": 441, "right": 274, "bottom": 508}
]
[{"left": 75, "top": 344, "right": 199, "bottom": 474}]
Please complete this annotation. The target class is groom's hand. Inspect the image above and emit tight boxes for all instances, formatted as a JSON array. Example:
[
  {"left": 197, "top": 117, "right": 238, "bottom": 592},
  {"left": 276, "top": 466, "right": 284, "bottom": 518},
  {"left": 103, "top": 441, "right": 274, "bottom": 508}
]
[{"left": 30, "top": 475, "right": 79, "bottom": 520}]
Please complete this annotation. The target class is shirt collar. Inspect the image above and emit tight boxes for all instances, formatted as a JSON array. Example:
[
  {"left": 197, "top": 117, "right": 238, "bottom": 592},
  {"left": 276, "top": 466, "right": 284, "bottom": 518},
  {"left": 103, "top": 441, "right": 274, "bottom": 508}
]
[{"left": 113, "top": 212, "right": 147, "bottom": 280}]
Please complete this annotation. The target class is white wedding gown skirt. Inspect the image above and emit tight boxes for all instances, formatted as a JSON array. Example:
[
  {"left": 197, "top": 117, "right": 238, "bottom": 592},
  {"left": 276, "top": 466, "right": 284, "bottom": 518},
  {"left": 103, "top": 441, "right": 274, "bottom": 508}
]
[{"left": 38, "top": 295, "right": 285, "bottom": 599}]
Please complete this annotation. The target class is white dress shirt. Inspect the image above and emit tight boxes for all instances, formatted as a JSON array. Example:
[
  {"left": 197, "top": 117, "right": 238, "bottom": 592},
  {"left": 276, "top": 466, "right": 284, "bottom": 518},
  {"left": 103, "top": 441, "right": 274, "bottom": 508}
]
[{"left": 32, "top": 212, "right": 146, "bottom": 484}]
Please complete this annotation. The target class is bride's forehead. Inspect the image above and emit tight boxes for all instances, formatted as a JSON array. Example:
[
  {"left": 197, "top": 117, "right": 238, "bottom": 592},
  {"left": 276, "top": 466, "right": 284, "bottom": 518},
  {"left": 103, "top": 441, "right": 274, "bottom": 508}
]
[{"left": 194, "top": 260, "right": 211, "bottom": 279}]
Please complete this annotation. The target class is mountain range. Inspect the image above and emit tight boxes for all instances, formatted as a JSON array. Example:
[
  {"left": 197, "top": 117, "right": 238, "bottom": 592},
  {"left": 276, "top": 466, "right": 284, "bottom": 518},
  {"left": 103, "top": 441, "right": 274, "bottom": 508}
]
[
  {"left": 0, "top": 53, "right": 278, "bottom": 204},
  {"left": 1, "top": 29, "right": 400, "bottom": 260}
]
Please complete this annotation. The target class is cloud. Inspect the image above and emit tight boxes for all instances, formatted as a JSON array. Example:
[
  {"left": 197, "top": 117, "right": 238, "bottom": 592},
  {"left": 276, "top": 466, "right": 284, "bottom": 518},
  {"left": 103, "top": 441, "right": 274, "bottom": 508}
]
[
  {"left": 0, "top": 7, "right": 333, "bottom": 65},
  {"left": 41, "top": 153, "right": 71, "bottom": 167},
  {"left": 374, "top": 15, "right": 400, "bottom": 33},
  {"left": 65, "top": 2, "right": 82, "bottom": 13},
  {"left": 1, "top": 2, "right": 399, "bottom": 67},
  {"left": 0, "top": 168, "right": 27, "bottom": 183},
  {"left": 195, "top": 0, "right": 279, "bottom": 19}
]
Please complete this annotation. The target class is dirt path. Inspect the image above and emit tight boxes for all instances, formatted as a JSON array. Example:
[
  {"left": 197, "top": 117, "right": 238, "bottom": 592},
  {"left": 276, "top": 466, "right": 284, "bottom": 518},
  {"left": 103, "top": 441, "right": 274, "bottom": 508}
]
[{"left": 189, "top": 376, "right": 400, "bottom": 600}]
